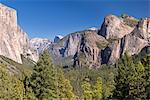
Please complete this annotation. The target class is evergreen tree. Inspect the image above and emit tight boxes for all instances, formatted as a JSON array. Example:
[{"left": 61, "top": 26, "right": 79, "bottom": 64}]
[
  {"left": 141, "top": 56, "right": 150, "bottom": 99},
  {"left": 81, "top": 78, "right": 93, "bottom": 100},
  {"left": 0, "top": 65, "right": 12, "bottom": 99},
  {"left": 93, "top": 77, "right": 102, "bottom": 100},
  {"left": 114, "top": 54, "right": 146, "bottom": 99},
  {"left": 57, "top": 68, "right": 76, "bottom": 100},
  {"left": 128, "top": 62, "right": 145, "bottom": 99},
  {"left": 30, "top": 50, "right": 59, "bottom": 99},
  {"left": 0, "top": 65, "right": 26, "bottom": 100},
  {"left": 11, "top": 77, "right": 25, "bottom": 100},
  {"left": 24, "top": 76, "right": 37, "bottom": 100},
  {"left": 102, "top": 72, "right": 115, "bottom": 100}
]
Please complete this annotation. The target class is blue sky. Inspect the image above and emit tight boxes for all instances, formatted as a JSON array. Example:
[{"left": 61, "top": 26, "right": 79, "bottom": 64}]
[{"left": 0, "top": 0, "right": 150, "bottom": 40}]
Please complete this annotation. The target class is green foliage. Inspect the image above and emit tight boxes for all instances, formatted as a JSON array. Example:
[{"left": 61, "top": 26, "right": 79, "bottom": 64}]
[
  {"left": 24, "top": 76, "right": 37, "bottom": 100},
  {"left": 81, "top": 78, "right": 93, "bottom": 100},
  {"left": 0, "top": 65, "right": 13, "bottom": 99},
  {"left": 0, "top": 65, "right": 26, "bottom": 100},
  {"left": 93, "top": 77, "right": 102, "bottom": 100},
  {"left": 11, "top": 77, "right": 25, "bottom": 100},
  {"left": 28, "top": 50, "right": 76, "bottom": 100},
  {"left": 102, "top": 72, "right": 115, "bottom": 100},
  {"left": 96, "top": 41, "right": 108, "bottom": 49},
  {"left": 29, "top": 50, "right": 59, "bottom": 99},
  {"left": 121, "top": 14, "right": 139, "bottom": 27},
  {"left": 141, "top": 56, "right": 150, "bottom": 99},
  {"left": 128, "top": 62, "right": 145, "bottom": 99},
  {"left": 57, "top": 68, "right": 76, "bottom": 100},
  {"left": 0, "top": 55, "right": 33, "bottom": 80},
  {"left": 0, "top": 45, "right": 149, "bottom": 100},
  {"left": 114, "top": 54, "right": 146, "bottom": 99},
  {"left": 64, "top": 66, "right": 116, "bottom": 99}
]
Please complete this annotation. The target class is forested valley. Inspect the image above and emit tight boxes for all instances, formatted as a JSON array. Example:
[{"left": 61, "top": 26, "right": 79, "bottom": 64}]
[{"left": 0, "top": 50, "right": 149, "bottom": 100}]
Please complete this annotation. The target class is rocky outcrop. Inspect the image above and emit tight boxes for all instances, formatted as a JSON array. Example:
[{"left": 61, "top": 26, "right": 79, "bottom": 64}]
[
  {"left": 132, "top": 18, "right": 150, "bottom": 40},
  {"left": 121, "top": 18, "right": 150, "bottom": 55},
  {"left": 49, "top": 31, "right": 83, "bottom": 58},
  {"left": 46, "top": 28, "right": 108, "bottom": 67},
  {"left": 101, "top": 40, "right": 121, "bottom": 64},
  {"left": 98, "top": 14, "right": 134, "bottom": 40},
  {"left": 0, "top": 3, "right": 38, "bottom": 63},
  {"left": 100, "top": 15, "right": 150, "bottom": 64},
  {"left": 72, "top": 15, "right": 150, "bottom": 66},
  {"left": 73, "top": 30, "right": 108, "bottom": 68}
]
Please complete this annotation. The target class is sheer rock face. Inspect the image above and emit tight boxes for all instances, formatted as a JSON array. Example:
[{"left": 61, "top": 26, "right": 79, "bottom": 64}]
[
  {"left": 73, "top": 30, "right": 108, "bottom": 68},
  {"left": 49, "top": 31, "right": 83, "bottom": 58},
  {"left": 0, "top": 3, "right": 38, "bottom": 63},
  {"left": 98, "top": 14, "right": 134, "bottom": 40},
  {"left": 121, "top": 18, "right": 150, "bottom": 55},
  {"left": 132, "top": 18, "right": 150, "bottom": 40},
  {"left": 47, "top": 28, "right": 108, "bottom": 68},
  {"left": 49, "top": 28, "right": 99, "bottom": 58},
  {"left": 100, "top": 15, "right": 150, "bottom": 64},
  {"left": 101, "top": 40, "right": 121, "bottom": 65},
  {"left": 72, "top": 15, "right": 150, "bottom": 66},
  {"left": 29, "top": 14, "right": 150, "bottom": 67}
]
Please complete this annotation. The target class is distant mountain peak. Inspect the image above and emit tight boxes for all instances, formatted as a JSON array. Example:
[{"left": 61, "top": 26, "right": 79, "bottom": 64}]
[
  {"left": 54, "top": 35, "right": 63, "bottom": 43},
  {"left": 87, "top": 27, "right": 97, "bottom": 31},
  {"left": 30, "top": 38, "right": 52, "bottom": 55}
]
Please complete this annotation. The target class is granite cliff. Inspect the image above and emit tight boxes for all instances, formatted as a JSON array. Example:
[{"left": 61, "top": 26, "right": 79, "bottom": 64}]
[
  {"left": 99, "top": 15, "right": 150, "bottom": 65},
  {"left": 0, "top": 3, "right": 38, "bottom": 63}
]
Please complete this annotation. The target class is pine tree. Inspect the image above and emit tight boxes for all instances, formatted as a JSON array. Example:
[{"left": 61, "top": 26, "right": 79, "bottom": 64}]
[
  {"left": 0, "top": 65, "right": 26, "bottom": 100},
  {"left": 114, "top": 54, "right": 146, "bottom": 99},
  {"left": 128, "top": 62, "right": 145, "bottom": 99},
  {"left": 24, "top": 76, "right": 37, "bottom": 100},
  {"left": 30, "top": 50, "right": 59, "bottom": 99},
  {"left": 11, "top": 77, "right": 25, "bottom": 100},
  {"left": 141, "top": 56, "right": 150, "bottom": 99},
  {"left": 57, "top": 68, "right": 76, "bottom": 100},
  {"left": 81, "top": 78, "right": 93, "bottom": 100},
  {"left": 114, "top": 54, "right": 134, "bottom": 99},
  {"left": 93, "top": 77, "right": 102, "bottom": 100},
  {"left": 0, "top": 65, "right": 12, "bottom": 99},
  {"left": 102, "top": 72, "right": 115, "bottom": 100}
]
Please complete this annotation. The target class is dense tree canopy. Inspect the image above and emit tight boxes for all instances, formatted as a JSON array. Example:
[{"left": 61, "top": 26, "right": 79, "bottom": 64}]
[
  {"left": 29, "top": 50, "right": 58, "bottom": 99},
  {"left": 114, "top": 54, "right": 148, "bottom": 99},
  {"left": 0, "top": 50, "right": 149, "bottom": 100}
]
